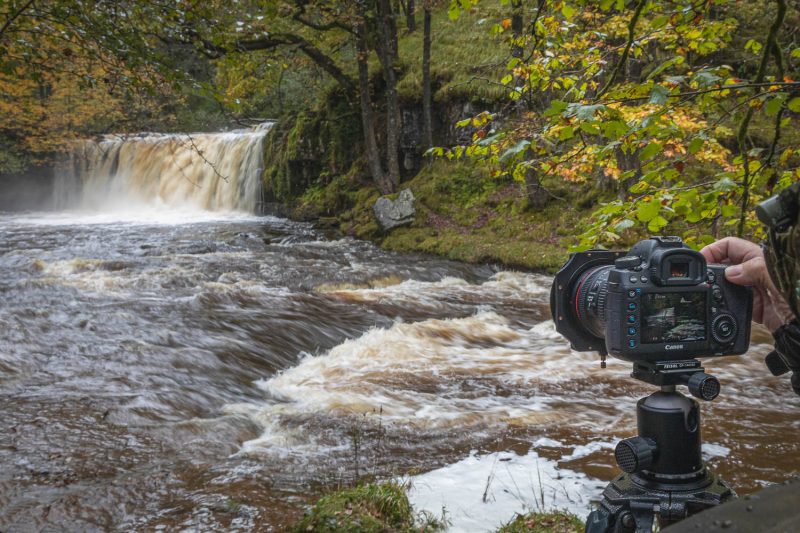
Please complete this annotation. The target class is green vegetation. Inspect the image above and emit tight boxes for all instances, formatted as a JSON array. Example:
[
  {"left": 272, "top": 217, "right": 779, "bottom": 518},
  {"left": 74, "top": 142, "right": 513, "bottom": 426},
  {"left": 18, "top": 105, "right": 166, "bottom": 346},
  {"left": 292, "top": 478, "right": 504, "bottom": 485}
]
[
  {"left": 289, "top": 482, "right": 445, "bottom": 533},
  {"left": 289, "top": 481, "right": 583, "bottom": 533},
  {"left": 495, "top": 510, "right": 584, "bottom": 533}
]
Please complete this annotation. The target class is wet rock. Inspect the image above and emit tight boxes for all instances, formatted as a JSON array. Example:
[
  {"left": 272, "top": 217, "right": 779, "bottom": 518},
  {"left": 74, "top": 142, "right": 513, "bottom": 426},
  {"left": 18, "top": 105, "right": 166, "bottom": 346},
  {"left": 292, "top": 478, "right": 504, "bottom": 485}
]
[{"left": 373, "top": 189, "right": 416, "bottom": 231}]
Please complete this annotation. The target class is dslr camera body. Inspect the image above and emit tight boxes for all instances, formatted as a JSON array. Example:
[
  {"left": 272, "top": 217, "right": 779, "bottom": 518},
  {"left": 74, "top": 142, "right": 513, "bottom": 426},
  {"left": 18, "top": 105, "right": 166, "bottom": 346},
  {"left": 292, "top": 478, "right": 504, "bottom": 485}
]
[{"left": 551, "top": 236, "right": 752, "bottom": 362}]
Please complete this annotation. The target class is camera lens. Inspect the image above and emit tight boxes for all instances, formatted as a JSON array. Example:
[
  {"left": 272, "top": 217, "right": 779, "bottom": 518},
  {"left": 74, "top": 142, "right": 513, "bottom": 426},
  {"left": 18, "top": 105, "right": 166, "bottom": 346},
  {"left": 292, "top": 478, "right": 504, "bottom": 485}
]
[{"left": 572, "top": 265, "right": 613, "bottom": 339}]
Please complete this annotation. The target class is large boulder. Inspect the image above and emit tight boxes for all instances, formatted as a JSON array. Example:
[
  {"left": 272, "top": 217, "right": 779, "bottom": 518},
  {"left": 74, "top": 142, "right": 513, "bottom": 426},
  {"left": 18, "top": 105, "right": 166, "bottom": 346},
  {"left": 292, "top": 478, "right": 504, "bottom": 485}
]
[{"left": 373, "top": 189, "right": 416, "bottom": 230}]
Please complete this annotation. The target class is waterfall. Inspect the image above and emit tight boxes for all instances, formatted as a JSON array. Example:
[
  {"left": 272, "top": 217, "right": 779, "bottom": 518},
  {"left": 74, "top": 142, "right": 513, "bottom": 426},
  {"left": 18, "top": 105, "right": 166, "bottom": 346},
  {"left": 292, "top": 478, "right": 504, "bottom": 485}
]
[{"left": 56, "top": 125, "right": 271, "bottom": 213}]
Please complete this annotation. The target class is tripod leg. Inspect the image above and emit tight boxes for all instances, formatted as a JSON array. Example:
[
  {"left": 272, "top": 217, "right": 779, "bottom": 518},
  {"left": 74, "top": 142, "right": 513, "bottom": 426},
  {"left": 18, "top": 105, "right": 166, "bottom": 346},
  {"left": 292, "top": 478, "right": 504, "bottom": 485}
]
[
  {"left": 584, "top": 508, "right": 611, "bottom": 533},
  {"left": 629, "top": 502, "right": 655, "bottom": 533}
]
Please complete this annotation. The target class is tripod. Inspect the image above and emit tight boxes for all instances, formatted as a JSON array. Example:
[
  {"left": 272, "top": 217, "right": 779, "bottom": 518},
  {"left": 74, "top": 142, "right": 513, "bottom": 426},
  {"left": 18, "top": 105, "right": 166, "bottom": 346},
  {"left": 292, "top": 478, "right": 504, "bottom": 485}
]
[{"left": 585, "top": 359, "right": 735, "bottom": 533}]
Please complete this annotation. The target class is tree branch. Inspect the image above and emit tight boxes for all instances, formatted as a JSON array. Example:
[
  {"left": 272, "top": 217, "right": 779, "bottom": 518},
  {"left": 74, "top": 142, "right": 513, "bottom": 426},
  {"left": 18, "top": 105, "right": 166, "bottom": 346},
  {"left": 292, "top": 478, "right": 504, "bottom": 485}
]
[
  {"left": 0, "top": 0, "right": 35, "bottom": 39},
  {"left": 737, "top": 0, "right": 786, "bottom": 237},
  {"left": 595, "top": 0, "right": 646, "bottom": 100}
]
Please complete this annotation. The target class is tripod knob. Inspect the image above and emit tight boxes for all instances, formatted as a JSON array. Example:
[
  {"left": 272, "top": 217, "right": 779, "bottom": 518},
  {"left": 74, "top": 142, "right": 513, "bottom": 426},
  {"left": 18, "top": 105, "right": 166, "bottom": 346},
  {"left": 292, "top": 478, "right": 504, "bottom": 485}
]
[
  {"left": 615, "top": 436, "right": 656, "bottom": 473},
  {"left": 687, "top": 372, "right": 720, "bottom": 401}
]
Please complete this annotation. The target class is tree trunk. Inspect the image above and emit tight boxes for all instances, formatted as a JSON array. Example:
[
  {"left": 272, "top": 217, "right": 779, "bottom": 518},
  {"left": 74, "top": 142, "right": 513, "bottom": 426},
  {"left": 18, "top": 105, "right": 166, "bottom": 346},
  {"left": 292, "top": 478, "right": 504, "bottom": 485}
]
[
  {"left": 422, "top": 3, "right": 433, "bottom": 150},
  {"left": 510, "top": 0, "right": 523, "bottom": 58},
  {"left": 356, "top": 5, "right": 391, "bottom": 194},
  {"left": 376, "top": 0, "right": 400, "bottom": 192},
  {"left": 406, "top": 0, "right": 416, "bottom": 32}
]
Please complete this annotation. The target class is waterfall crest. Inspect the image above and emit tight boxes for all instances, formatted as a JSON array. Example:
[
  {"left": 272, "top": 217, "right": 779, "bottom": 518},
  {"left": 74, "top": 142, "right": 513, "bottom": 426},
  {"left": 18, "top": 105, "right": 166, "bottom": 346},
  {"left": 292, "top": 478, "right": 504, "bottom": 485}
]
[{"left": 57, "top": 126, "right": 271, "bottom": 213}]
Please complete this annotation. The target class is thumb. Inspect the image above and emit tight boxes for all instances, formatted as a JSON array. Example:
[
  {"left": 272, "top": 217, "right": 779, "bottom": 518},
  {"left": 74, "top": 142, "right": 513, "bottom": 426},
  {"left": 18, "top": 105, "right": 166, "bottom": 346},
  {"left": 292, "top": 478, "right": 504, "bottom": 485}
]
[{"left": 724, "top": 256, "right": 772, "bottom": 289}]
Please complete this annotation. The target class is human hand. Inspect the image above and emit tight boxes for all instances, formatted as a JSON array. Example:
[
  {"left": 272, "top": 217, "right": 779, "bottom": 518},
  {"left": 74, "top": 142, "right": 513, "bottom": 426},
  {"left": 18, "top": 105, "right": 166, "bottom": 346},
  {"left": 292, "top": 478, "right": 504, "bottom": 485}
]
[{"left": 700, "top": 237, "right": 794, "bottom": 332}]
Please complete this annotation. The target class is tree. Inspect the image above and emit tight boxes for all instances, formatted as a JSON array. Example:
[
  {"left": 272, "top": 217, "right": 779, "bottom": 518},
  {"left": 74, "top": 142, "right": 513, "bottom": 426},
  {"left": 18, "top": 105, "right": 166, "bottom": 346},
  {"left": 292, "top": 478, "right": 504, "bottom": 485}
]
[
  {"left": 443, "top": 0, "right": 800, "bottom": 249},
  {"left": 168, "top": 0, "right": 406, "bottom": 193},
  {"left": 0, "top": 1, "right": 184, "bottom": 172}
]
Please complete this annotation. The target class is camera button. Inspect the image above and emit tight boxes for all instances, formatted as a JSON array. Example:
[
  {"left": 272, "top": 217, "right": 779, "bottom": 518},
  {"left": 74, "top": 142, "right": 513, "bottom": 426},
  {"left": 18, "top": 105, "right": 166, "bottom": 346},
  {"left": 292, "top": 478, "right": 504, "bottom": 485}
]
[
  {"left": 628, "top": 290, "right": 637, "bottom": 298},
  {"left": 713, "top": 287, "right": 723, "bottom": 302},
  {"left": 629, "top": 275, "right": 638, "bottom": 283},
  {"left": 628, "top": 339, "right": 637, "bottom": 348},
  {"left": 627, "top": 315, "right": 636, "bottom": 324},
  {"left": 707, "top": 271, "right": 716, "bottom": 283},
  {"left": 628, "top": 327, "right": 637, "bottom": 335},
  {"left": 639, "top": 275, "right": 648, "bottom": 283},
  {"left": 627, "top": 303, "right": 637, "bottom": 310}
]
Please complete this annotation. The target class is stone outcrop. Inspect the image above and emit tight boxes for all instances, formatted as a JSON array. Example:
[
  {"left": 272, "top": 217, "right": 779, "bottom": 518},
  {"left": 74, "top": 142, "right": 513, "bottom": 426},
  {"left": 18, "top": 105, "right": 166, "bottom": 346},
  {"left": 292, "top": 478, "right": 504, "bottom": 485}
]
[{"left": 373, "top": 189, "right": 415, "bottom": 230}]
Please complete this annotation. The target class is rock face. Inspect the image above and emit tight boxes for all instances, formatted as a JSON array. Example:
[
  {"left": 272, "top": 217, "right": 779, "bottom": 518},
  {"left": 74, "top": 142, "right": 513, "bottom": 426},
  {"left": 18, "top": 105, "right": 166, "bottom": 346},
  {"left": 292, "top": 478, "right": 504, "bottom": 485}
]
[{"left": 373, "top": 189, "right": 416, "bottom": 230}]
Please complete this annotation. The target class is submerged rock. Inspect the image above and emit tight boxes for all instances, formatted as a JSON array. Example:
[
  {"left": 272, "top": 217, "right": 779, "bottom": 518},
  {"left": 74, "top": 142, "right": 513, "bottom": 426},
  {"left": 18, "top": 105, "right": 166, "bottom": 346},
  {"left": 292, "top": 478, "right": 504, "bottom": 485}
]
[{"left": 373, "top": 189, "right": 416, "bottom": 230}]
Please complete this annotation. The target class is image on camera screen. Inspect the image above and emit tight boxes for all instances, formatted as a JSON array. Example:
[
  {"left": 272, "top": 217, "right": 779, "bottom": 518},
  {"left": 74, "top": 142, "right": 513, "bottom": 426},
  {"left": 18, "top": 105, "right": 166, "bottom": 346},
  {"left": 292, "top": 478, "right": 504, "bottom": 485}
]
[{"left": 641, "top": 292, "right": 706, "bottom": 344}]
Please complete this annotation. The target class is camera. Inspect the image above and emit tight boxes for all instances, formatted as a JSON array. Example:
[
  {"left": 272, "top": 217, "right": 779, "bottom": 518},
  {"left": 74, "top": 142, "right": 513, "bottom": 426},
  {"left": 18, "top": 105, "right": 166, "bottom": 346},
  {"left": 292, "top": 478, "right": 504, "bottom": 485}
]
[{"left": 550, "top": 236, "right": 752, "bottom": 362}]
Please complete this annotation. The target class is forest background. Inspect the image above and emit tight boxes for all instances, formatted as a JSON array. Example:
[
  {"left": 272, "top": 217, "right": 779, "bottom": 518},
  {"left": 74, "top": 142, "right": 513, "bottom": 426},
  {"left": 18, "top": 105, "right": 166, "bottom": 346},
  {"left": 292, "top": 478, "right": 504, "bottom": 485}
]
[{"left": 1, "top": 0, "right": 799, "bottom": 271}]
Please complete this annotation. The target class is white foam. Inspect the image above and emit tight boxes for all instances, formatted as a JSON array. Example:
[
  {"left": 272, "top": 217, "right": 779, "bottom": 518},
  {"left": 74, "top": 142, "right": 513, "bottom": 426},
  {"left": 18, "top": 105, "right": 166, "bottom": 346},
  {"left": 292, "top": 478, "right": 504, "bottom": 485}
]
[{"left": 408, "top": 450, "right": 603, "bottom": 532}]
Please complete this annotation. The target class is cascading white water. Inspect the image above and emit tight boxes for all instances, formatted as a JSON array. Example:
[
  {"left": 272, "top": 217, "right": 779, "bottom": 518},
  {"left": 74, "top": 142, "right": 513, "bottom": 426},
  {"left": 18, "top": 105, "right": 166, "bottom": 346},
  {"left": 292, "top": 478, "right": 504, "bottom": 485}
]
[{"left": 56, "top": 124, "right": 272, "bottom": 212}]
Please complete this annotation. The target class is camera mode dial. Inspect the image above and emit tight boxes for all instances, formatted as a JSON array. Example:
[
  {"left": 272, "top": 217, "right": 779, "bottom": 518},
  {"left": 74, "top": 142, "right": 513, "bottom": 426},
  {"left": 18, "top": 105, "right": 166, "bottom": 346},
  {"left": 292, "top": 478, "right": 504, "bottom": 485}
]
[{"left": 712, "top": 313, "right": 738, "bottom": 345}]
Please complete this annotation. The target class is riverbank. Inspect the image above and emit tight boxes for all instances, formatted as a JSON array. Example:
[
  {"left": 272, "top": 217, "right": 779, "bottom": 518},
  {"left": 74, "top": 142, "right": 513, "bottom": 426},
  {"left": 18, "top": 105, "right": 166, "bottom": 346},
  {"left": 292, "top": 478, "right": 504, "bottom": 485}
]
[{"left": 292, "top": 159, "right": 599, "bottom": 274}]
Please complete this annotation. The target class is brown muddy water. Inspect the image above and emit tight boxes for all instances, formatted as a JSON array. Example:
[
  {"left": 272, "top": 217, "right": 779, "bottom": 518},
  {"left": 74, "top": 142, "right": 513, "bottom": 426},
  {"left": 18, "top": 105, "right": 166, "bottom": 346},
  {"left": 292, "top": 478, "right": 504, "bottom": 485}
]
[{"left": 0, "top": 211, "right": 798, "bottom": 532}]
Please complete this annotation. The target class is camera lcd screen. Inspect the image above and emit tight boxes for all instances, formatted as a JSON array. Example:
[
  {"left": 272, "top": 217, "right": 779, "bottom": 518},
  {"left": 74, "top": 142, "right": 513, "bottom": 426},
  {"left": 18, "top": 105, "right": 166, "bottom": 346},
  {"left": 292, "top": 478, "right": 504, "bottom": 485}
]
[{"left": 641, "top": 292, "right": 706, "bottom": 344}]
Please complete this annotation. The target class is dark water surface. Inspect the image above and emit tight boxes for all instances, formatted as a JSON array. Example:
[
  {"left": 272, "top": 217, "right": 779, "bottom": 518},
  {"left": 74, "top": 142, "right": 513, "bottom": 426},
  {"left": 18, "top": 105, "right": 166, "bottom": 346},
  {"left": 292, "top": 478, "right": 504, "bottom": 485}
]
[{"left": 0, "top": 212, "right": 798, "bottom": 532}]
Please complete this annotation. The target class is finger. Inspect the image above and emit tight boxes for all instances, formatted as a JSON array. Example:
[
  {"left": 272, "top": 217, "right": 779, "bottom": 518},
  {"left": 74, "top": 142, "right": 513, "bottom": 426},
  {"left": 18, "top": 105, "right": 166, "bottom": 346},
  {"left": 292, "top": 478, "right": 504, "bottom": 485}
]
[
  {"left": 724, "top": 256, "right": 773, "bottom": 289},
  {"left": 751, "top": 294, "right": 764, "bottom": 324},
  {"left": 700, "top": 237, "right": 763, "bottom": 265}
]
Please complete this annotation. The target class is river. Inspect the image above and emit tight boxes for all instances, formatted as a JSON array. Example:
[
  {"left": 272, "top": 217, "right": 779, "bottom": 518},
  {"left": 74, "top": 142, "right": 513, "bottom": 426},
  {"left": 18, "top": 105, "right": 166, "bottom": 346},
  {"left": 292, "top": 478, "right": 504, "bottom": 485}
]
[{"left": 1, "top": 209, "right": 799, "bottom": 532}]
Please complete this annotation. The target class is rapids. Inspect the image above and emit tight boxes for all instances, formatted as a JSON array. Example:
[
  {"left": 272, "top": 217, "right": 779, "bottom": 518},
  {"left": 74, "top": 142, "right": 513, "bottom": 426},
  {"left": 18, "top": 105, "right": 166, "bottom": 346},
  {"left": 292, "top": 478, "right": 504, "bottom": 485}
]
[{"left": 1, "top": 211, "right": 799, "bottom": 532}]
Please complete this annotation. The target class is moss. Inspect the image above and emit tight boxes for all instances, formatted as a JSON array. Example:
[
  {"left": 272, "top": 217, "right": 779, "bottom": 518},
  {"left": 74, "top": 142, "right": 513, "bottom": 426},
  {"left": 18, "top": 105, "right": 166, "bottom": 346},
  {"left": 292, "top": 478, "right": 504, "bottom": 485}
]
[
  {"left": 395, "top": 7, "right": 509, "bottom": 104},
  {"left": 289, "top": 482, "right": 444, "bottom": 533},
  {"left": 495, "top": 510, "right": 584, "bottom": 533}
]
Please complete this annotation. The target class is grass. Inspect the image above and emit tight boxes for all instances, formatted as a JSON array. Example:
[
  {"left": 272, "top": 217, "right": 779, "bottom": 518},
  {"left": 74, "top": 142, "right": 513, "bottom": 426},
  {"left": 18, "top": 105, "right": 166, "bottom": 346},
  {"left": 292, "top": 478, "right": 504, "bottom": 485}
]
[
  {"left": 289, "top": 482, "right": 446, "bottom": 533},
  {"left": 495, "top": 511, "right": 585, "bottom": 533},
  {"left": 394, "top": 6, "right": 509, "bottom": 104}
]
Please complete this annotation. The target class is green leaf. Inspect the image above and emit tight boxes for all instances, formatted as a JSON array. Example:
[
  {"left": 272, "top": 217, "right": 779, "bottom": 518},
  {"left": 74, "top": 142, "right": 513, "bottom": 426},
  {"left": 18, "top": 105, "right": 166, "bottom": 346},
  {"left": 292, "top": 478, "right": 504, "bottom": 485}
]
[
  {"left": 788, "top": 97, "right": 800, "bottom": 112},
  {"left": 580, "top": 122, "right": 600, "bottom": 135},
  {"left": 713, "top": 177, "right": 737, "bottom": 192},
  {"left": 765, "top": 95, "right": 786, "bottom": 117},
  {"left": 562, "top": 4, "right": 576, "bottom": 20},
  {"left": 636, "top": 200, "right": 661, "bottom": 223},
  {"left": 501, "top": 74, "right": 513, "bottom": 85},
  {"left": 650, "top": 15, "right": 669, "bottom": 29},
  {"left": 648, "top": 215, "right": 669, "bottom": 232},
  {"left": 614, "top": 219, "right": 635, "bottom": 232},
  {"left": 646, "top": 56, "right": 683, "bottom": 81},
  {"left": 559, "top": 126, "right": 575, "bottom": 141},
  {"left": 456, "top": 118, "right": 472, "bottom": 128},
  {"left": 602, "top": 120, "right": 628, "bottom": 140},
  {"left": 507, "top": 57, "right": 520, "bottom": 70},
  {"left": 692, "top": 71, "right": 722, "bottom": 87},
  {"left": 688, "top": 138, "right": 704, "bottom": 154},
  {"left": 639, "top": 142, "right": 662, "bottom": 161},
  {"left": 570, "top": 103, "right": 605, "bottom": 121},
  {"left": 649, "top": 85, "right": 670, "bottom": 105},
  {"left": 499, "top": 140, "right": 530, "bottom": 164},
  {"left": 544, "top": 100, "right": 569, "bottom": 117},
  {"left": 720, "top": 204, "right": 737, "bottom": 217},
  {"left": 448, "top": 2, "right": 460, "bottom": 21}
]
